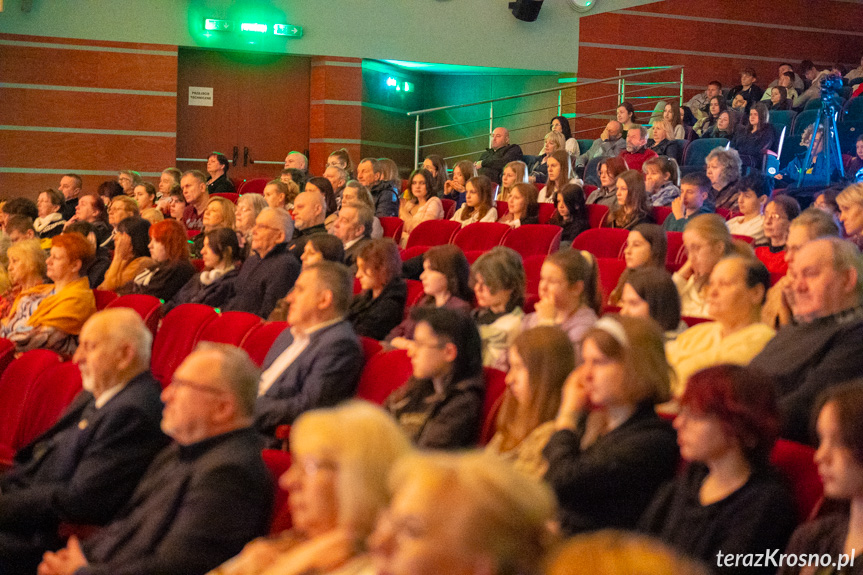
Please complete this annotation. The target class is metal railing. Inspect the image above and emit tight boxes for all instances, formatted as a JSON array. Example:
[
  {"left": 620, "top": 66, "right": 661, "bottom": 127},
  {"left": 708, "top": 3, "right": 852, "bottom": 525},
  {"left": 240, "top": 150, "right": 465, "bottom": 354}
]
[{"left": 406, "top": 65, "right": 684, "bottom": 167}]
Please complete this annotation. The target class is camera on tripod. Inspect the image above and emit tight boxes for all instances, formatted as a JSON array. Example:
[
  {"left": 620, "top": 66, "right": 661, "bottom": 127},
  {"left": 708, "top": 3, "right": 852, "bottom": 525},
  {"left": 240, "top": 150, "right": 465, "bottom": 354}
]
[{"left": 820, "top": 73, "right": 843, "bottom": 105}]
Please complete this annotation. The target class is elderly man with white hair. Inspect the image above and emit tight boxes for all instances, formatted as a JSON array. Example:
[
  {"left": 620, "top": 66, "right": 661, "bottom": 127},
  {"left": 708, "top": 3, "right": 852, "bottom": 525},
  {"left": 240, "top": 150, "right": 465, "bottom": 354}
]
[
  {"left": 38, "top": 343, "right": 273, "bottom": 575},
  {"left": 0, "top": 309, "right": 168, "bottom": 575},
  {"left": 223, "top": 207, "right": 300, "bottom": 318}
]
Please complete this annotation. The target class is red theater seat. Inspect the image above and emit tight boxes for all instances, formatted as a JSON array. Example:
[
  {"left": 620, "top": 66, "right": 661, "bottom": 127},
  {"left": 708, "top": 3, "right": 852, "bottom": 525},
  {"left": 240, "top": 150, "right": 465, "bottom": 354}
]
[
  {"left": 355, "top": 349, "right": 413, "bottom": 405},
  {"left": 403, "top": 219, "right": 461, "bottom": 251},
  {"left": 479, "top": 367, "right": 507, "bottom": 445},
  {"left": 13, "top": 360, "right": 82, "bottom": 452},
  {"left": 197, "top": 311, "right": 263, "bottom": 347},
  {"left": 587, "top": 204, "right": 609, "bottom": 228},
  {"left": 240, "top": 322, "right": 289, "bottom": 367},
  {"left": 380, "top": 217, "right": 404, "bottom": 245},
  {"left": 150, "top": 304, "right": 218, "bottom": 387},
  {"left": 452, "top": 222, "right": 511, "bottom": 253},
  {"left": 92, "top": 289, "right": 118, "bottom": 311},
  {"left": 537, "top": 203, "right": 557, "bottom": 224},
  {"left": 211, "top": 192, "right": 239, "bottom": 203},
  {"left": 502, "top": 224, "right": 562, "bottom": 259},
  {"left": 261, "top": 449, "right": 293, "bottom": 534},
  {"left": 107, "top": 294, "right": 163, "bottom": 337},
  {"left": 770, "top": 439, "right": 823, "bottom": 522},
  {"left": 572, "top": 228, "right": 629, "bottom": 259}
]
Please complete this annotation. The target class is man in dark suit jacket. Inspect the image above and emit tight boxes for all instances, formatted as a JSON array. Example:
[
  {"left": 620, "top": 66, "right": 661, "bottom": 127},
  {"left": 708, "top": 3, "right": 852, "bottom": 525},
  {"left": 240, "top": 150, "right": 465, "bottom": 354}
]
[
  {"left": 223, "top": 207, "right": 300, "bottom": 318},
  {"left": 0, "top": 309, "right": 168, "bottom": 575},
  {"left": 334, "top": 201, "right": 373, "bottom": 272},
  {"left": 38, "top": 343, "right": 273, "bottom": 575},
  {"left": 255, "top": 261, "right": 364, "bottom": 441}
]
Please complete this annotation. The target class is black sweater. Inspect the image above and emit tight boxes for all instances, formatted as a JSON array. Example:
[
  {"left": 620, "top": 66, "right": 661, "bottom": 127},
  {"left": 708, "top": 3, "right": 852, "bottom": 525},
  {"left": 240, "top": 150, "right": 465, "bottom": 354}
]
[{"left": 347, "top": 277, "right": 407, "bottom": 340}]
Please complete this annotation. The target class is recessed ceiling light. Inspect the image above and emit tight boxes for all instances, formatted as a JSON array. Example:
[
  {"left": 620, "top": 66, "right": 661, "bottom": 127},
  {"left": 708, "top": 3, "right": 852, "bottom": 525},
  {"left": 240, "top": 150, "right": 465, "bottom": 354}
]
[{"left": 567, "top": 0, "right": 597, "bottom": 13}]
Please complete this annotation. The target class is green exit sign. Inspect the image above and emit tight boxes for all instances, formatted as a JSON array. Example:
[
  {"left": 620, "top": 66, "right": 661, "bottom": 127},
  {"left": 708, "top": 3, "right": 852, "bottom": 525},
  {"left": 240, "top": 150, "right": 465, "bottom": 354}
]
[
  {"left": 203, "top": 18, "right": 303, "bottom": 38},
  {"left": 274, "top": 24, "right": 303, "bottom": 37}
]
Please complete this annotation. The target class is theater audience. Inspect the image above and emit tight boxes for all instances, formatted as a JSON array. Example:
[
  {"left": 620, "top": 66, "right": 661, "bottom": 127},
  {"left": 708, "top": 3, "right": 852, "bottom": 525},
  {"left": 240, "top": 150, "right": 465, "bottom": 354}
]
[
  {"left": 357, "top": 157, "right": 399, "bottom": 217},
  {"left": 167, "top": 188, "right": 186, "bottom": 224},
  {"left": 487, "top": 326, "right": 573, "bottom": 479},
  {"left": 848, "top": 135, "right": 863, "bottom": 179},
  {"left": 180, "top": 170, "right": 210, "bottom": 232},
  {"left": 299, "top": 233, "right": 345, "bottom": 267},
  {"left": 605, "top": 169, "right": 654, "bottom": 229},
  {"left": 6, "top": 215, "right": 36, "bottom": 243},
  {"left": 705, "top": 147, "right": 743, "bottom": 211},
  {"left": 99, "top": 216, "right": 153, "bottom": 293},
  {"left": 543, "top": 315, "right": 678, "bottom": 534},
  {"left": 451, "top": 175, "right": 498, "bottom": 226},
  {"left": 476, "top": 127, "right": 524, "bottom": 184},
  {"left": 550, "top": 183, "right": 590, "bottom": 244},
  {"left": 523, "top": 248, "right": 600, "bottom": 358},
  {"left": 687, "top": 80, "right": 722, "bottom": 120},
  {"left": 399, "top": 168, "right": 444, "bottom": 248},
  {"left": 731, "top": 103, "right": 775, "bottom": 169},
  {"left": 661, "top": 101, "right": 686, "bottom": 140},
  {"left": 666, "top": 256, "right": 774, "bottom": 394},
  {"left": 323, "top": 165, "right": 348, "bottom": 208},
  {"left": 538, "top": 149, "right": 580, "bottom": 203},
  {"left": 223, "top": 208, "right": 300, "bottom": 318},
  {"left": 609, "top": 223, "right": 667, "bottom": 306},
  {"left": 0, "top": 309, "right": 167, "bottom": 574},
  {"left": 601, "top": 102, "right": 639, "bottom": 140},
  {"left": 498, "top": 182, "right": 539, "bottom": 228},
  {"left": 530, "top": 131, "right": 566, "bottom": 184},
  {"left": 750, "top": 238, "right": 863, "bottom": 444},
  {"left": 281, "top": 168, "right": 307, "bottom": 192},
  {"left": 210, "top": 401, "right": 410, "bottom": 575},
  {"left": 576, "top": 120, "right": 626, "bottom": 170},
  {"left": 619, "top": 267, "right": 684, "bottom": 339},
  {"left": 778, "top": 383, "right": 863, "bottom": 575},
  {"left": 498, "top": 160, "right": 528, "bottom": 202},
  {"left": 65, "top": 221, "right": 111, "bottom": 289},
  {"left": 443, "top": 159, "right": 477, "bottom": 207},
  {"left": 166, "top": 227, "right": 240, "bottom": 313},
  {"left": 157, "top": 167, "right": 181, "bottom": 209},
  {"left": 57, "top": 173, "right": 82, "bottom": 220},
  {"left": 105, "top": 195, "right": 139, "bottom": 249},
  {"left": 726, "top": 175, "right": 767, "bottom": 245},
  {"left": 97, "top": 180, "right": 125, "bottom": 211},
  {"left": 371, "top": 451, "right": 555, "bottom": 575},
  {"left": 333, "top": 201, "right": 373, "bottom": 271},
  {"left": 543, "top": 115, "right": 579, "bottom": 156},
  {"left": 289, "top": 189, "right": 329, "bottom": 259},
  {"left": 327, "top": 148, "right": 354, "bottom": 179},
  {"left": 647, "top": 120, "right": 682, "bottom": 162},
  {"left": 35, "top": 188, "right": 67, "bottom": 243},
  {"left": 387, "top": 244, "right": 472, "bottom": 347},
  {"left": 305, "top": 176, "right": 339, "bottom": 232},
  {"left": 619, "top": 126, "right": 658, "bottom": 172},
  {"left": 1, "top": 233, "right": 95, "bottom": 355},
  {"left": 644, "top": 156, "right": 680, "bottom": 206},
  {"left": 472, "top": 246, "right": 525, "bottom": 370},
  {"left": 348, "top": 238, "right": 407, "bottom": 340},
  {"left": 234, "top": 192, "right": 267, "bottom": 260},
  {"left": 675, "top": 214, "right": 746, "bottom": 318},
  {"left": 640, "top": 365, "right": 796, "bottom": 573},
  {"left": 766, "top": 86, "right": 791, "bottom": 111},
  {"left": 755, "top": 195, "right": 801, "bottom": 278},
  {"left": 385, "top": 307, "right": 484, "bottom": 448},
  {"left": 38, "top": 344, "right": 272, "bottom": 575},
  {"left": 255, "top": 261, "right": 363, "bottom": 442},
  {"left": 663, "top": 172, "right": 714, "bottom": 232},
  {"left": 586, "top": 156, "right": 627, "bottom": 208},
  {"left": 191, "top": 195, "right": 235, "bottom": 258},
  {"left": 284, "top": 151, "right": 308, "bottom": 173},
  {"left": 205, "top": 151, "right": 235, "bottom": 196},
  {"left": 727, "top": 67, "right": 764, "bottom": 105},
  {"left": 68, "top": 193, "right": 111, "bottom": 247},
  {"left": 421, "top": 154, "right": 448, "bottom": 197}
]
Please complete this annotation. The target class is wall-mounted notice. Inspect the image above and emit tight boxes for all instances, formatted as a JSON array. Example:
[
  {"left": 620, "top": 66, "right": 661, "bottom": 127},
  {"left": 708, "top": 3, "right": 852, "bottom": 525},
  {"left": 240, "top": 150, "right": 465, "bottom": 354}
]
[{"left": 189, "top": 87, "right": 213, "bottom": 107}]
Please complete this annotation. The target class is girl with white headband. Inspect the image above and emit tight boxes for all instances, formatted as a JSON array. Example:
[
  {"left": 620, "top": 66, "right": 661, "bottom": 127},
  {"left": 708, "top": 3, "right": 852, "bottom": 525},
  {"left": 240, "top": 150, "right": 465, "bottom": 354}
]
[{"left": 543, "top": 315, "right": 679, "bottom": 535}]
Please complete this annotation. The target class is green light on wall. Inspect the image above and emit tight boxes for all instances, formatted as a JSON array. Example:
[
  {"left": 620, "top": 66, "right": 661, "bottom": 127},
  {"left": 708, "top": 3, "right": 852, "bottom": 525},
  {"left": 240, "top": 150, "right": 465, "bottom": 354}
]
[
  {"left": 240, "top": 22, "right": 268, "bottom": 33},
  {"left": 205, "top": 18, "right": 231, "bottom": 31},
  {"left": 386, "top": 77, "right": 414, "bottom": 93},
  {"left": 201, "top": 18, "right": 302, "bottom": 38}
]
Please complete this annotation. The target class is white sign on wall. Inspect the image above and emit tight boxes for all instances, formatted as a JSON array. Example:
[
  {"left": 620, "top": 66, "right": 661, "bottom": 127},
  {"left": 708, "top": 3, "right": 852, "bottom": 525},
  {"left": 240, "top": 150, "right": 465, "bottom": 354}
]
[{"left": 189, "top": 87, "right": 213, "bottom": 107}]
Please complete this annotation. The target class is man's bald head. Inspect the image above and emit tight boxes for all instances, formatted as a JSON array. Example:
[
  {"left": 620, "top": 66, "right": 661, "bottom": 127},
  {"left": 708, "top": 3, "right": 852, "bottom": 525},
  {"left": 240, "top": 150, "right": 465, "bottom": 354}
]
[
  {"left": 284, "top": 152, "right": 308, "bottom": 171},
  {"left": 292, "top": 190, "right": 326, "bottom": 230},
  {"left": 606, "top": 121, "right": 623, "bottom": 140},
  {"left": 491, "top": 127, "right": 510, "bottom": 149}
]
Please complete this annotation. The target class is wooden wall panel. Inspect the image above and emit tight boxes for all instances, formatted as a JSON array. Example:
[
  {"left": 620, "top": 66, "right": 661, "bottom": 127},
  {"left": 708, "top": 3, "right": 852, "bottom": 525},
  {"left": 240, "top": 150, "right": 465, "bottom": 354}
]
[{"left": 0, "top": 33, "right": 177, "bottom": 199}]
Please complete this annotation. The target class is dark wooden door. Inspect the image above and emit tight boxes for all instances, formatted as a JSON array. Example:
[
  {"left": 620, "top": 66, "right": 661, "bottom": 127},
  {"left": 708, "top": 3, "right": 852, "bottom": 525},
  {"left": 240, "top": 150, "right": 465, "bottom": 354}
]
[{"left": 176, "top": 48, "right": 310, "bottom": 182}]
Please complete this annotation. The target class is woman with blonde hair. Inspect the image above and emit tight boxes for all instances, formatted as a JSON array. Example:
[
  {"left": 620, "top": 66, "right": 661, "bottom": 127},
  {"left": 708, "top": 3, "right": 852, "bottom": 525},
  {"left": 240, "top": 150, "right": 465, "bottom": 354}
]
[
  {"left": 0, "top": 239, "right": 46, "bottom": 320},
  {"left": 498, "top": 160, "right": 528, "bottom": 202},
  {"left": 674, "top": 214, "right": 752, "bottom": 318},
  {"left": 543, "top": 315, "right": 678, "bottom": 535},
  {"left": 837, "top": 182, "right": 863, "bottom": 243},
  {"left": 371, "top": 451, "right": 556, "bottom": 575},
  {"left": 498, "top": 182, "right": 539, "bottom": 228},
  {"left": 530, "top": 131, "right": 567, "bottom": 184},
  {"left": 451, "top": 175, "right": 498, "bottom": 226},
  {"left": 192, "top": 195, "right": 236, "bottom": 257},
  {"left": 209, "top": 401, "right": 412, "bottom": 575},
  {"left": 647, "top": 120, "right": 682, "bottom": 161},
  {"left": 487, "top": 326, "right": 575, "bottom": 479}
]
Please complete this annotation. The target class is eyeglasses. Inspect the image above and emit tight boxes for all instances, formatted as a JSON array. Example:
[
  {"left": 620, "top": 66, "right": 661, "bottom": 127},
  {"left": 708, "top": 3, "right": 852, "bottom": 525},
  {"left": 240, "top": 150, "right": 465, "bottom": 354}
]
[
  {"left": 765, "top": 213, "right": 788, "bottom": 222},
  {"left": 168, "top": 377, "right": 228, "bottom": 395}
]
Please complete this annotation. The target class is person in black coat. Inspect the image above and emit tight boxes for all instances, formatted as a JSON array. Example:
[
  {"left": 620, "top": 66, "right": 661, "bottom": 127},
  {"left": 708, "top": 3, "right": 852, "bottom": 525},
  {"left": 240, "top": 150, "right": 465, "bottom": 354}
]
[
  {"left": 37, "top": 345, "right": 273, "bottom": 575},
  {"left": 730, "top": 103, "right": 775, "bottom": 169},
  {"left": 129, "top": 219, "right": 196, "bottom": 303},
  {"left": 549, "top": 182, "right": 590, "bottom": 244},
  {"left": 385, "top": 307, "right": 485, "bottom": 449},
  {"left": 205, "top": 152, "right": 236, "bottom": 196},
  {"left": 543, "top": 315, "right": 679, "bottom": 535},
  {"left": 0, "top": 309, "right": 168, "bottom": 575},
  {"left": 347, "top": 238, "right": 407, "bottom": 340},
  {"left": 165, "top": 227, "right": 240, "bottom": 314},
  {"left": 222, "top": 208, "right": 300, "bottom": 319},
  {"left": 476, "top": 127, "right": 524, "bottom": 184},
  {"left": 639, "top": 365, "right": 797, "bottom": 574}
]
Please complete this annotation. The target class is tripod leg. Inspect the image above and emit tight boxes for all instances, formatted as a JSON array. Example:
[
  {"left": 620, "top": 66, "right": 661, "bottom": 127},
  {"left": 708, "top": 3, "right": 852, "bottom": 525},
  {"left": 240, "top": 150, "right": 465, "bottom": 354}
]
[{"left": 796, "top": 109, "right": 823, "bottom": 189}]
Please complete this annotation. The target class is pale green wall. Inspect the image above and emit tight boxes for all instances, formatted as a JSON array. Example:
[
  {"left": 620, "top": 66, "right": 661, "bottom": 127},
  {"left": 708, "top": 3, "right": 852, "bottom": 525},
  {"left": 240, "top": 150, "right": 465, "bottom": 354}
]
[{"left": 0, "top": 0, "right": 658, "bottom": 73}]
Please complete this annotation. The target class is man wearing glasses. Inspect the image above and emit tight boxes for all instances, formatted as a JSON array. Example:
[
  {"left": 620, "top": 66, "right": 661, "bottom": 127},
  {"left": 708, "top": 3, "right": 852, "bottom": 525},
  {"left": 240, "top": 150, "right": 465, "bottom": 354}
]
[
  {"left": 0, "top": 309, "right": 168, "bottom": 575},
  {"left": 223, "top": 207, "right": 300, "bottom": 318},
  {"left": 38, "top": 343, "right": 273, "bottom": 575}
]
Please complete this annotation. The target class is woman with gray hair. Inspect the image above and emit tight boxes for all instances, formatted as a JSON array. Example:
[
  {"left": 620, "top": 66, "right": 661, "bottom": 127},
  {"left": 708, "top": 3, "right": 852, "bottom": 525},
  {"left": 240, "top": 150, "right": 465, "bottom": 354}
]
[
  {"left": 234, "top": 193, "right": 267, "bottom": 260},
  {"left": 208, "top": 401, "right": 412, "bottom": 575},
  {"left": 704, "top": 147, "right": 742, "bottom": 211}
]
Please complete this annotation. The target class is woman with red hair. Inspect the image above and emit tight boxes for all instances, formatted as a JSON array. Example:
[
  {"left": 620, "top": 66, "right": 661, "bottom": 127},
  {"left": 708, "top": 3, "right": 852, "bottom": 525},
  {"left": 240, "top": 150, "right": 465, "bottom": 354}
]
[
  {"left": 640, "top": 364, "right": 797, "bottom": 573},
  {"left": 0, "top": 233, "right": 95, "bottom": 355},
  {"left": 129, "top": 219, "right": 195, "bottom": 301}
]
